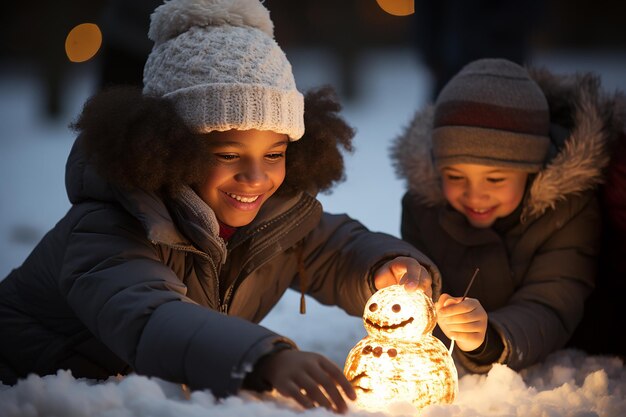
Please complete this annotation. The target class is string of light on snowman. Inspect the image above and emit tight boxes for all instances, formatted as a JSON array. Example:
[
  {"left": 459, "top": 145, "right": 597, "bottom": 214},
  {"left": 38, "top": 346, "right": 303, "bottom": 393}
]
[{"left": 343, "top": 268, "right": 480, "bottom": 412}]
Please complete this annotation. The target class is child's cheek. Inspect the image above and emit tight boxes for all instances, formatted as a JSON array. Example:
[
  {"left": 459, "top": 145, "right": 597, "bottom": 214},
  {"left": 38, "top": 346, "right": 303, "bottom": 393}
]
[
  {"left": 441, "top": 180, "right": 453, "bottom": 200},
  {"left": 441, "top": 182, "right": 462, "bottom": 209}
]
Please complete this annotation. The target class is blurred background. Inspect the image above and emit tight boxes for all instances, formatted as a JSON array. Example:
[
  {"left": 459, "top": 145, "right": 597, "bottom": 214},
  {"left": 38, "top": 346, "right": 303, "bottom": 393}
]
[{"left": 1, "top": 0, "right": 625, "bottom": 279}]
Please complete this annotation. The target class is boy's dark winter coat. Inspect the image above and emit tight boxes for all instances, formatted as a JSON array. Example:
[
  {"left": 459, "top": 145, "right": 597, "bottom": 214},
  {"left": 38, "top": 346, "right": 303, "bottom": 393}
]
[
  {"left": 391, "top": 69, "right": 619, "bottom": 372},
  {"left": 0, "top": 96, "right": 440, "bottom": 395}
]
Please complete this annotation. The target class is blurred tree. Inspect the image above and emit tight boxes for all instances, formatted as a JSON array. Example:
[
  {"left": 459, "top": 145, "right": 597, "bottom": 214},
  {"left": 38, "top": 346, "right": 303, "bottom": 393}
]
[
  {"left": 267, "top": 0, "right": 412, "bottom": 101},
  {"left": 412, "top": 0, "right": 545, "bottom": 101},
  {"left": 0, "top": 1, "right": 624, "bottom": 117},
  {"left": 98, "top": 0, "right": 163, "bottom": 89}
]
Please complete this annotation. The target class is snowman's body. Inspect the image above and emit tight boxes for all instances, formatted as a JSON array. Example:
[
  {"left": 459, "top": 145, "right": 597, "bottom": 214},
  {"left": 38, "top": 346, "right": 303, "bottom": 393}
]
[{"left": 343, "top": 286, "right": 458, "bottom": 412}]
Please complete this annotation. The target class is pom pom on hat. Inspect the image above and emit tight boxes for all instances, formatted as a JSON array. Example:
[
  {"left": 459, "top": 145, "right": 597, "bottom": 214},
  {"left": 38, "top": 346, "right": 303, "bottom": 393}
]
[
  {"left": 143, "top": 0, "right": 304, "bottom": 140},
  {"left": 148, "top": 0, "right": 273, "bottom": 45},
  {"left": 432, "top": 58, "right": 550, "bottom": 172}
]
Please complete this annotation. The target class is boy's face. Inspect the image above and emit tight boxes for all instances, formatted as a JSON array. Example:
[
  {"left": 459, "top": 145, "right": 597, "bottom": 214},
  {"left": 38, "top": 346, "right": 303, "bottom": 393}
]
[
  {"left": 195, "top": 129, "right": 288, "bottom": 227},
  {"left": 440, "top": 163, "right": 528, "bottom": 228}
]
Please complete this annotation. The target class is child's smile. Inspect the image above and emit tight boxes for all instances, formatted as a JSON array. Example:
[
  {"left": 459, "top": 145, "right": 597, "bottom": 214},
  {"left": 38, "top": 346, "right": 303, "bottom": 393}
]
[
  {"left": 195, "top": 129, "right": 289, "bottom": 228},
  {"left": 462, "top": 205, "right": 498, "bottom": 223},
  {"left": 221, "top": 191, "right": 264, "bottom": 211},
  {"left": 440, "top": 164, "right": 528, "bottom": 228}
]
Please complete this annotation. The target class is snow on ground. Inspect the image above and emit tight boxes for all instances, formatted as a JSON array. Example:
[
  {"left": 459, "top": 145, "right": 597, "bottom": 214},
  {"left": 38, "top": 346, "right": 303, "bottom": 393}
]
[
  {"left": 0, "top": 49, "right": 625, "bottom": 416},
  {"left": 0, "top": 351, "right": 624, "bottom": 417}
]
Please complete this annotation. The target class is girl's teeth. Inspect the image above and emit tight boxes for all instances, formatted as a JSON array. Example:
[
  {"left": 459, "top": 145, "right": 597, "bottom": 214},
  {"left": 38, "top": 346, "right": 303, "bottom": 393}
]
[{"left": 227, "top": 193, "right": 259, "bottom": 203}]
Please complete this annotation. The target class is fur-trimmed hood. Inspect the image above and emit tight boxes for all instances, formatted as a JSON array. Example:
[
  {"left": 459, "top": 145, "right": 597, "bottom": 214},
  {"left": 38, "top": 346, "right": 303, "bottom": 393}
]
[{"left": 391, "top": 68, "right": 625, "bottom": 220}]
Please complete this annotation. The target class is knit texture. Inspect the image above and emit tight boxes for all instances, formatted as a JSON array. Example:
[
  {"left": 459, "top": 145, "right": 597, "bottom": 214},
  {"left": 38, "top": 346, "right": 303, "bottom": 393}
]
[
  {"left": 143, "top": 0, "right": 304, "bottom": 140},
  {"left": 432, "top": 58, "right": 550, "bottom": 172}
]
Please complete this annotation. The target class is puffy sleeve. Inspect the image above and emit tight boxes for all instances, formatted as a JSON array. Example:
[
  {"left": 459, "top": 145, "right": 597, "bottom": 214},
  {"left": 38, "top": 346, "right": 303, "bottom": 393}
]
[{"left": 295, "top": 212, "right": 442, "bottom": 317}]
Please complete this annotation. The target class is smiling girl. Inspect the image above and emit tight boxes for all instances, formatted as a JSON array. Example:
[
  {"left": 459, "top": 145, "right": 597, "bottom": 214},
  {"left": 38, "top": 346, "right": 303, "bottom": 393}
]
[
  {"left": 0, "top": 1, "right": 439, "bottom": 414},
  {"left": 391, "top": 58, "right": 616, "bottom": 373}
]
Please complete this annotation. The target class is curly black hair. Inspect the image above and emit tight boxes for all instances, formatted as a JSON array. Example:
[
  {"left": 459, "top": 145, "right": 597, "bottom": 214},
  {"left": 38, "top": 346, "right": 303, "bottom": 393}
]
[
  {"left": 71, "top": 87, "right": 210, "bottom": 192},
  {"left": 71, "top": 85, "right": 354, "bottom": 195},
  {"left": 282, "top": 85, "right": 354, "bottom": 194}
]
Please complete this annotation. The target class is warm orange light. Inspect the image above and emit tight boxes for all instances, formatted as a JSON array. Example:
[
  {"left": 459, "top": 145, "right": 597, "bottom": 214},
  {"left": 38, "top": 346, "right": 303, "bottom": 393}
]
[
  {"left": 375, "top": 0, "right": 415, "bottom": 16},
  {"left": 344, "top": 285, "right": 457, "bottom": 412},
  {"left": 65, "top": 23, "right": 102, "bottom": 63}
]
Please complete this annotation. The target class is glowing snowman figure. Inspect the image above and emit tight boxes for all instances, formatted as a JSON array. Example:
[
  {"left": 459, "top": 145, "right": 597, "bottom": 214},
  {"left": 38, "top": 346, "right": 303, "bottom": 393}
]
[{"left": 344, "top": 285, "right": 458, "bottom": 412}]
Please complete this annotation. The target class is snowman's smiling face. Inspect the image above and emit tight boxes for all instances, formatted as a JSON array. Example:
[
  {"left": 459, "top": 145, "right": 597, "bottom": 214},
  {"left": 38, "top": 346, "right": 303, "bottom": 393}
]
[{"left": 363, "top": 285, "right": 436, "bottom": 341}]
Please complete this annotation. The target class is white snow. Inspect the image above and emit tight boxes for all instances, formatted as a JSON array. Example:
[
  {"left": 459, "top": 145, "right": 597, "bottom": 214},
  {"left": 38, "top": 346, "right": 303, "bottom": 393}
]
[{"left": 0, "top": 49, "right": 625, "bottom": 416}]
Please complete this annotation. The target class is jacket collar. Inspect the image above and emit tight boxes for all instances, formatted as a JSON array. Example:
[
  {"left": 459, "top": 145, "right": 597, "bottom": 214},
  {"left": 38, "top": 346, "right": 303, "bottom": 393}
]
[
  {"left": 106, "top": 184, "right": 227, "bottom": 265},
  {"left": 114, "top": 186, "right": 318, "bottom": 261},
  {"left": 113, "top": 184, "right": 319, "bottom": 266},
  {"left": 228, "top": 187, "right": 321, "bottom": 250},
  {"left": 390, "top": 68, "right": 620, "bottom": 221}
]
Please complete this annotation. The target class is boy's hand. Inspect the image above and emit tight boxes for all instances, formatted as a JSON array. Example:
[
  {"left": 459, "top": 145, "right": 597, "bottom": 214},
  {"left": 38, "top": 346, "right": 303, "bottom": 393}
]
[
  {"left": 373, "top": 256, "right": 432, "bottom": 297},
  {"left": 254, "top": 350, "right": 356, "bottom": 414},
  {"left": 436, "top": 293, "right": 487, "bottom": 352}
]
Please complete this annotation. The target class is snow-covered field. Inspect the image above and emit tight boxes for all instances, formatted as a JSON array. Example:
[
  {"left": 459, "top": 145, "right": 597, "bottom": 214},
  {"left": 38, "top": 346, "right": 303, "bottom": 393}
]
[{"left": 0, "top": 49, "right": 625, "bottom": 416}]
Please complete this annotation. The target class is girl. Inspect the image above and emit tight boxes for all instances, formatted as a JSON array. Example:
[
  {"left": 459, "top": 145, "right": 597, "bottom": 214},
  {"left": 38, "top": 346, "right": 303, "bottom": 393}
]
[{"left": 0, "top": 0, "right": 438, "bottom": 414}]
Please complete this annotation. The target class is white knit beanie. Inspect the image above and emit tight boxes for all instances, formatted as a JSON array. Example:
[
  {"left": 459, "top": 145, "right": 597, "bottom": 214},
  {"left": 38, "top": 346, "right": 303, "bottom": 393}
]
[{"left": 143, "top": 0, "right": 304, "bottom": 140}]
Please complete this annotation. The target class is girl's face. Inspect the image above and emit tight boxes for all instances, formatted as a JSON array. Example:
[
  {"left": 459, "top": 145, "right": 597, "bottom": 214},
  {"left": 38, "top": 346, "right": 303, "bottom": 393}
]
[
  {"left": 440, "top": 163, "right": 528, "bottom": 228},
  {"left": 196, "top": 129, "right": 288, "bottom": 227}
]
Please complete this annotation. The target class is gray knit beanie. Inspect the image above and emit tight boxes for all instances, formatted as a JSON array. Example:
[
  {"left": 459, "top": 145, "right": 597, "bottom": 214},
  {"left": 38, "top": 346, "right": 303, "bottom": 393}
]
[
  {"left": 143, "top": 0, "right": 304, "bottom": 140},
  {"left": 432, "top": 58, "right": 550, "bottom": 172}
]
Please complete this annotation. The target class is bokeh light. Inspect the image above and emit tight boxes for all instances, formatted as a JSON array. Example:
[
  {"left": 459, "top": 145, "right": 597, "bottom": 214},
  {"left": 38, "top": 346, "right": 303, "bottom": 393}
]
[
  {"left": 65, "top": 23, "right": 102, "bottom": 63},
  {"left": 375, "top": 0, "right": 414, "bottom": 16}
]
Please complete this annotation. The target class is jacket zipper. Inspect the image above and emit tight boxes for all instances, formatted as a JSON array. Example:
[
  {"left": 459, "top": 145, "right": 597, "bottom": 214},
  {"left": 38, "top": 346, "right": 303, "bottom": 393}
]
[
  {"left": 221, "top": 227, "right": 287, "bottom": 311},
  {"left": 221, "top": 200, "right": 317, "bottom": 313},
  {"left": 157, "top": 193, "right": 317, "bottom": 314},
  {"left": 153, "top": 240, "right": 222, "bottom": 310}
]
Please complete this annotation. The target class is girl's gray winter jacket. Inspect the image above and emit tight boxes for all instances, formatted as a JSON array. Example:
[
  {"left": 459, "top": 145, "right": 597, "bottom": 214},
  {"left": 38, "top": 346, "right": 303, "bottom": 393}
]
[{"left": 0, "top": 137, "right": 440, "bottom": 395}]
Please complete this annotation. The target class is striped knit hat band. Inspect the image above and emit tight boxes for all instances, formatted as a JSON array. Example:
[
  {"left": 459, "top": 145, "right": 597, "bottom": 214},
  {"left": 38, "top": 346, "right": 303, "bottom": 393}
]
[{"left": 432, "top": 58, "right": 550, "bottom": 172}]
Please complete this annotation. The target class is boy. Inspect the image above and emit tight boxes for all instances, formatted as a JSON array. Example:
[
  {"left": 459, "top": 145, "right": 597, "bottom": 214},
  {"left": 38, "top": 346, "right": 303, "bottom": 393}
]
[{"left": 391, "top": 58, "right": 614, "bottom": 372}]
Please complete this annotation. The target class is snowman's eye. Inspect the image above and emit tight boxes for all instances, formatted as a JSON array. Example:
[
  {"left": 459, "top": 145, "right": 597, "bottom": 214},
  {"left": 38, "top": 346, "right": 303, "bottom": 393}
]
[
  {"left": 369, "top": 303, "right": 378, "bottom": 312},
  {"left": 392, "top": 304, "right": 401, "bottom": 313}
]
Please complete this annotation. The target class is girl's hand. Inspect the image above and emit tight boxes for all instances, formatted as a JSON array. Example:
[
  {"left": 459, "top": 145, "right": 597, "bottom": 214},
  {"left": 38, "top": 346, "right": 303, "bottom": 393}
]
[
  {"left": 436, "top": 293, "right": 488, "bottom": 352},
  {"left": 373, "top": 256, "right": 432, "bottom": 297},
  {"left": 254, "top": 350, "right": 356, "bottom": 414}
]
